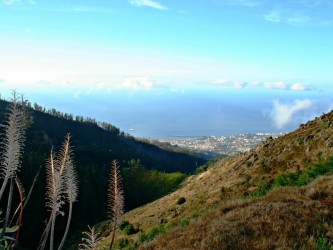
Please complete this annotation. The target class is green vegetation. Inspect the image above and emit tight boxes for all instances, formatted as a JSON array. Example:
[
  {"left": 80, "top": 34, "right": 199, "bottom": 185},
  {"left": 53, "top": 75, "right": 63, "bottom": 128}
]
[
  {"left": 122, "top": 167, "right": 186, "bottom": 210},
  {"left": 176, "top": 197, "right": 186, "bottom": 205},
  {"left": 0, "top": 97, "right": 204, "bottom": 249},
  {"left": 314, "top": 236, "right": 333, "bottom": 250},
  {"left": 248, "top": 156, "right": 333, "bottom": 198},
  {"left": 178, "top": 219, "right": 190, "bottom": 228},
  {"left": 247, "top": 185, "right": 270, "bottom": 198},
  {"left": 274, "top": 156, "right": 333, "bottom": 187},
  {"left": 115, "top": 238, "right": 130, "bottom": 249},
  {"left": 119, "top": 221, "right": 137, "bottom": 236},
  {"left": 139, "top": 225, "right": 167, "bottom": 244}
]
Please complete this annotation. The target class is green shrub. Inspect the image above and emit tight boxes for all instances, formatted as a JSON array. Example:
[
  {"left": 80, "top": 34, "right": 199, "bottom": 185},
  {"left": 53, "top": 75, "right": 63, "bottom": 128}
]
[
  {"left": 248, "top": 185, "right": 269, "bottom": 198},
  {"left": 247, "top": 156, "right": 333, "bottom": 199},
  {"left": 274, "top": 156, "right": 333, "bottom": 188},
  {"left": 115, "top": 238, "right": 129, "bottom": 249},
  {"left": 119, "top": 220, "right": 138, "bottom": 235},
  {"left": 139, "top": 232, "right": 149, "bottom": 243},
  {"left": 195, "top": 166, "right": 207, "bottom": 174},
  {"left": 123, "top": 224, "right": 136, "bottom": 235},
  {"left": 177, "top": 197, "right": 186, "bottom": 205},
  {"left": 139, "top": 225, "right": 169, "bottom": 243},
  {"left": 119, "top": 220, "right": 130, "bottom": 231},
  {"left": 314, "top": 236, "right": 332, "bottom": 250},
  {"left": 179, "top": 219, "right": 190, "bottom": 227},
  {"left": 273, "top": 171, "right": 302, "bottom": 187}
]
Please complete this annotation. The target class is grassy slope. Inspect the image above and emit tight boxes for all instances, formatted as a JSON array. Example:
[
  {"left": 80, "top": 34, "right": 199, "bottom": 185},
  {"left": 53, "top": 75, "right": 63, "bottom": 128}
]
[
  {"left": 98, "top": 110, "right": 333, "bottom": 249},
  {"left": 145, "top": 176, "right": 333, "bottom": 249}
]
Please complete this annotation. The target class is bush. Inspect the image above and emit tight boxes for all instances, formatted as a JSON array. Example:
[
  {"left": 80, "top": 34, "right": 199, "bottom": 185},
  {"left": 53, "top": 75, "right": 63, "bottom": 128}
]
[
  {"left": 123, "top": 224, "right": 137, "bottom": 235},
  {"left": 248, "top": 185, "right": 269, "bottom": 198},
  {"left": 119, "top": 220, "right": 138, "bottom": 235},
  {"left": 176, "top": 197, "right": 186, "bottom": 205},
  {"left": 139, "top": 225, "right": 168, "bottom": 243},
  {"left": 274, "top": 156, "right": 333, "bottom": 188},
  {"left": 179, "top": 219, "right": 190, "bottom": 227},
  {"left": 119, "top": 220, "right": 130, "bottom": 231},
  {"left": 314, "top": 236, "right": 332, "bottom": 250},
  {"left": 115, "top": 238, "right": 129, "bottom": 249}
]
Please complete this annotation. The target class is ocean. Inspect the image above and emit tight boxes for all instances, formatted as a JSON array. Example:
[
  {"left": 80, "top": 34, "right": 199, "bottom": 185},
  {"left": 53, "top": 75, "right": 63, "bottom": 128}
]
[{"left": 22, "top": 87, "right": 331, "bottom": 139}]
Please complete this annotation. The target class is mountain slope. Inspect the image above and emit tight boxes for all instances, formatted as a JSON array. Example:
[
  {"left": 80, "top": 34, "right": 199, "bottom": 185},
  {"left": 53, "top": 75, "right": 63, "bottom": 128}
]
[
  {"left": 101, "top": 110, "right": 333, "bottom": 249},
  {"left": 0, "top": 99, "right": 206, "bottom": 248}
]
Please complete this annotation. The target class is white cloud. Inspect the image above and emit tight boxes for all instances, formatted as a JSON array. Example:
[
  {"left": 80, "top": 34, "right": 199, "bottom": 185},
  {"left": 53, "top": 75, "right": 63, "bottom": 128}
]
[
  {"left": 263, "top": 81, "right": 315, "bottom": 91},
  {"left": 290, "top": 83, "right": 314, "bottom": 91},
  {"left": 270, "top": 99, "right": 313, "bottom": 129},
  {"left": 213, "top": 79, "right": 248, "bottom": 89},
  {"left": 130, "top": 0, "right": 168, "bottom": 10},
  {"left": 213, "top": 79, "right": 232, "bottom": 86},
  {"left": 122, "top": 76, "right": 156, "bottom": 90},
  {"left": 213, "top": 79, "right": 316, "bottom": 91},
  {"left": 263, "top": 81, "right": 287, "bottom": 90}
]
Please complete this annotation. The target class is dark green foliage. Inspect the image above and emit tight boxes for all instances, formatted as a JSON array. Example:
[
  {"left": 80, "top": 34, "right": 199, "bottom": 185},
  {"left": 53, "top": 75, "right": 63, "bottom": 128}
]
[
  {"left": 314, "top": 236, "right": 333, "bottom": 250},
  {"left": 122, "top": 167, "right": 186, "bottom": 210},
  {"left": 119, "top": 221, "right": 137, "bottom": 236},
  {"left": 0, "top": 99, "right": 206, "bottom": 249},
  {"left": 119, "top": 221, "right": 130, "bottom": 231},
  {"left": 115, "top": 238, "right": 129, "bottom": 249},
  {"left": 176, "top": 197, "right": 186, "bottom": 205},
  {"left": 123, "top": 224, "right": 137, "bottom": 236}
]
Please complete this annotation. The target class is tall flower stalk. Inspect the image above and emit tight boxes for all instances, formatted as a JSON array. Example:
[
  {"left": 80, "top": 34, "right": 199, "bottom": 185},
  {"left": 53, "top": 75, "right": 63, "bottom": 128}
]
[
  {"left": 108, "top": 160, "right": 124, "bottom": 250},
  {"left": 39, "top": 134, "right": 78, "bottom": 250},
  {"left": 0, "top": 92, "right": 30, "bottom": 201},
  {"left": 0, "top": 92, "right": 31, "bottom": 242},
  {"left": 57, "top": 134, "right": 78, "bottom": 250},
  {"left": 79, "top": 225, "right": 104, "bottom": 250}
]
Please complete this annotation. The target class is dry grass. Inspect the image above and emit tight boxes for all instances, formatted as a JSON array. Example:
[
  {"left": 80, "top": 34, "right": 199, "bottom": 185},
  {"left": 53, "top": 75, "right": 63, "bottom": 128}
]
[{"left": 143, "top": 176, "right": 333, "bottom": 250}]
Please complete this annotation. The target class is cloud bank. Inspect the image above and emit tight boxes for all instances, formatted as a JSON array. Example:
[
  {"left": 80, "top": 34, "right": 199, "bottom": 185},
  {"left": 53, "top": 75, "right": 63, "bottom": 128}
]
[
  {"left": 213, "top": 79, "right": 315, "bottom": 91},
  {"left": 269, "top": 99, "right": 314, "bottom": 129}
]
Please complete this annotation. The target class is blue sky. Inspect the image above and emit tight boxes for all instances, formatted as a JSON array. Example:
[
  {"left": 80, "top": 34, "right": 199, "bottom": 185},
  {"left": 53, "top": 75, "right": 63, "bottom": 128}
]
[{"left": 0, "top": 0, "right": 332, "bottom": 137}]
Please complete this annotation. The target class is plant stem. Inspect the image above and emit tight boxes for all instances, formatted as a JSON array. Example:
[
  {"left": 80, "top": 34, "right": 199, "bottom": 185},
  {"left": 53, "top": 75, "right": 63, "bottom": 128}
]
[
  {"left": 57, "top": 202, "right": 73, "bottom": 250},
  {"left": 1, "top": 178, "right": 14, "bottom": 240}
]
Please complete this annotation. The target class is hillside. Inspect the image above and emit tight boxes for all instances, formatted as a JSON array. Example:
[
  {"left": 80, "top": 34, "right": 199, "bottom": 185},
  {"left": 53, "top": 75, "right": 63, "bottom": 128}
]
[
  {"left": 98, "top": 110, "right": 333, "bottom": 249},
  {"left": 0, "top": 99, "right": 206, "bottom": 248}
]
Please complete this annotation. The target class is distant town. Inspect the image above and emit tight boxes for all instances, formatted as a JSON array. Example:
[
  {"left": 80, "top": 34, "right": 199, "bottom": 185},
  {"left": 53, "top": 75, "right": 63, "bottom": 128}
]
[{"left": 157, "top": 133, "right": 285, "bottom": 159}]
